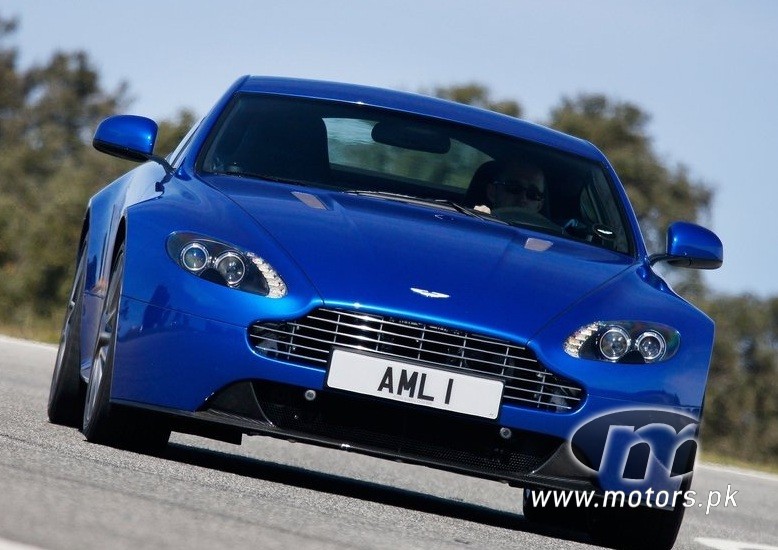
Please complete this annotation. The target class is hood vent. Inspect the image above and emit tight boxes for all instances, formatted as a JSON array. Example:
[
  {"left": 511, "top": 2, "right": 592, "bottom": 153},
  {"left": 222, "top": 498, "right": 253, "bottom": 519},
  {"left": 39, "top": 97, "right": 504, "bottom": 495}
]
[{"left": 291, "top": 191, "right": 327, "bottom": 210}]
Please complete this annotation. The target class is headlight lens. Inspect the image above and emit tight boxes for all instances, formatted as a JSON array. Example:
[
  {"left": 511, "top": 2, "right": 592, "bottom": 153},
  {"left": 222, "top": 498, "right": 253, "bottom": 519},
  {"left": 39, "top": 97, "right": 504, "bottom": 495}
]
[
  {"left": 167, "top": 232, "right": 287, "bottom": 298},
  {"left": 599, "top": 326, "right": 631, "bottom": 361},
  {"left": 635, "top": 330, "right": 666, "bottom": 362},
  {"left": 181, "top": 242, "right": 210, "bottom": 273},
  {"left": 564, "top": 321, "right": 679, "bottom": 364},
  {"left": 215, "top": 251, "right": 246, "bottom": 286}
]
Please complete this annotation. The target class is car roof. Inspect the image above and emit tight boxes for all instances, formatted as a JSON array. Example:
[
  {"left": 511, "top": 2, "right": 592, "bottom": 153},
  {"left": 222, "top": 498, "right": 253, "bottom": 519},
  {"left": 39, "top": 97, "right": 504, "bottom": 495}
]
[{"left": 238, "top": 76, "right": 606, "bottom": 162}]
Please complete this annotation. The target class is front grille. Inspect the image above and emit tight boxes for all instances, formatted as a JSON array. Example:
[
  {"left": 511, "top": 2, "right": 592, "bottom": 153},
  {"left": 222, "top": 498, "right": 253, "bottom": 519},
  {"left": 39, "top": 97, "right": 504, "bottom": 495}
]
[{"left": 249, "top": 308, "right": 584, "bottom": 412}]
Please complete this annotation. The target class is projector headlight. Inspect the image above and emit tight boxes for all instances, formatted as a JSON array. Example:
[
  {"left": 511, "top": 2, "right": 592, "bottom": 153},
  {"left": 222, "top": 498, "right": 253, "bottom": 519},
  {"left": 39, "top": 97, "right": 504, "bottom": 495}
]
[
  {"left": 167, "top": 232, "right": 287, "bottom": 298},
  {"left": 215, "top": 251, "right": 246, "bottom": 286},
  {"left": 180, "top": 242, "right": 210, "bottom": 273},
  {"left": 599, "top": 326, "right": 631, "bottom": 361},
  {"left": 564, "top": 321, "right": 678, "bottom": 364}
]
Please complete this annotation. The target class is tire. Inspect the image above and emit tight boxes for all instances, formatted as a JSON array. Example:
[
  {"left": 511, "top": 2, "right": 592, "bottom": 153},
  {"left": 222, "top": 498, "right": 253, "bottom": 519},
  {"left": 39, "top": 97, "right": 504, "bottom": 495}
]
[
  {"left": 522, "top": 488, "right": 587, "bottom": 531},
  {"left": 586, "top": 478, "right": 691, "bottom": 550},
  {"left": 82, "top": 243, "right": 170, "bottom": 451},
  {"left": 48, "top": 243, "right": 88, "bottom": 427}
]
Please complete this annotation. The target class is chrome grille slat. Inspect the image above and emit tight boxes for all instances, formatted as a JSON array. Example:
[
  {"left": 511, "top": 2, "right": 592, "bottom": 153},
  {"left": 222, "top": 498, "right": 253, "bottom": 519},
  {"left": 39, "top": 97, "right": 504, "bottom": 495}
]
[
  {"left": 255, "top": 346, "right": 329, "bottom": 364},
  {"left": 303, "top": 311, "right": 531, "bottom": 353},
  {"left": 249, "top": 308, "right": 584, "bottom": 413},
  {"left": 275, "top": 323, "right": 541, "bottom": 372},
  {"left": 291, "top": 319, "right": 536, "bottom": 362}
]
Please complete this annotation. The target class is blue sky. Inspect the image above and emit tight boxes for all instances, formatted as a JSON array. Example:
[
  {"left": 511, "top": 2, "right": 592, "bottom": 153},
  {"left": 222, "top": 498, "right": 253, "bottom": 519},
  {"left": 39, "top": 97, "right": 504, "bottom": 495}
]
[{"left": 3, "top": 1, "right": 777, "bottom": 297}]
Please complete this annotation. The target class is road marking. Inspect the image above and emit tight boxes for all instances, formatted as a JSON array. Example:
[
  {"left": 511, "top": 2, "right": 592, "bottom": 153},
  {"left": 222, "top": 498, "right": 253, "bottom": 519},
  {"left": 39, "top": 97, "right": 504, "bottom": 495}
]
[
  {"left": 696, "top": 537, "right": 778, "bottom": 550},
  {"left": 698, "top": 463, "right": 778, "bottom": 483},
  {"left": 0, "top": 335, "right": 56, "bottom": 350},
  {"left": 0, "top": 537, "right": 45, "bottom": 550}
]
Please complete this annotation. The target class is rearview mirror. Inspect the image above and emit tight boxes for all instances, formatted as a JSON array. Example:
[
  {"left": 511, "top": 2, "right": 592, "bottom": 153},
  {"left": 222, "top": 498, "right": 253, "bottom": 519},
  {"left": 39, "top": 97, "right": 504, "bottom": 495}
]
[
  {"left": 650, "top": 221, "right": 723, "bottom": 269},
  {"left": 371, "top": 121, "right": 451, "bottom": 154}
]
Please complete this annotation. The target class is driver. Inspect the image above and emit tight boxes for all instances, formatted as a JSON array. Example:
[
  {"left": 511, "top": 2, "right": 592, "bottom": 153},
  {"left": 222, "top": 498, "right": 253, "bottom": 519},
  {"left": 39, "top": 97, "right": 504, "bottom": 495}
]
[{"left": 474, "top": 160, "right": 545, "bottom": 215}]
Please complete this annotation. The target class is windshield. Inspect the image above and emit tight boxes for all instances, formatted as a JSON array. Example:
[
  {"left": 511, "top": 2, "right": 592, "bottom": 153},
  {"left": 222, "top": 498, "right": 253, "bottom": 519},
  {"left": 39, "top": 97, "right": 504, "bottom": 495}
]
[{"left": 198, "top": 93, "right": 633, "bottom": 254}]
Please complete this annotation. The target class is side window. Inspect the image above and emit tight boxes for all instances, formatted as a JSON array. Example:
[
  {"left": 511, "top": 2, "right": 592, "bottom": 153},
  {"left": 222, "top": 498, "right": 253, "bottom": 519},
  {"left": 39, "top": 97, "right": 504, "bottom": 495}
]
[{"left": 581, "top": 171, "right": 631, "bottom": 253}]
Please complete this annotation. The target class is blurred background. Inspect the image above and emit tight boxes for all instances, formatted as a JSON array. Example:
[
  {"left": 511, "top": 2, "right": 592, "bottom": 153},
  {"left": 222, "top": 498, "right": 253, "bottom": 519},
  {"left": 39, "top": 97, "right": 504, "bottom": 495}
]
[{"left": 0, "top": 1, "right": 775, "bottom": 468}]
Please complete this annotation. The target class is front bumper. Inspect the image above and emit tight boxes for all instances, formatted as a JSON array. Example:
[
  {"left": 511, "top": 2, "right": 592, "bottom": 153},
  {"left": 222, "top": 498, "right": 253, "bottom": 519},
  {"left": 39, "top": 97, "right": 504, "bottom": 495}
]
[{"left": 111, "top": 297, "right": 699, "bottom": 493}]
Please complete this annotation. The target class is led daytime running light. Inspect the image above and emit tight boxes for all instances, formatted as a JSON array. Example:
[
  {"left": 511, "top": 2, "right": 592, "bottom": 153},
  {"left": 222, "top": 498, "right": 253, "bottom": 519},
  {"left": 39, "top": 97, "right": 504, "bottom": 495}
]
[
  {"left": 249, "top": 253, "right": 288, "bottom": 298},
  {"left": 564, "top": 322, "right": 600, "bottom": 358}
]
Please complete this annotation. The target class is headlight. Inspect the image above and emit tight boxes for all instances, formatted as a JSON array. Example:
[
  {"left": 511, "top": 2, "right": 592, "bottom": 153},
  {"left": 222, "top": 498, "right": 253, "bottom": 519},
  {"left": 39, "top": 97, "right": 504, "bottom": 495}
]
[
  {"left": 181, "top": 242, "right": 210, "bottom": 273},
  {"left": 599, "top": 326, "right": 631, "bottom": 361},
  {"left": 215, "top": 251, "right": 246, "bottom": 285},
  {"left": 635, "top": 330, "right": 666, "bottom": 362},
  {"left": 167, "top": 232, "right": 287, "bottom": 298},
  {"left": 564, "top": 321, "right": 679, "bottom": 364}
]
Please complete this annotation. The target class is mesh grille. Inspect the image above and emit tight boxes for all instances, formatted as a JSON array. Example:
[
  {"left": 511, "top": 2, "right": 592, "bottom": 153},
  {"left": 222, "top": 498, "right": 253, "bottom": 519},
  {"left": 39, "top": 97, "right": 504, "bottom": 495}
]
[
  {"left": 250, "top": 381, "right": 562, "bottom": 478},
  {"left": 249, "top": 308, "right": 584, "bottom": 412}
]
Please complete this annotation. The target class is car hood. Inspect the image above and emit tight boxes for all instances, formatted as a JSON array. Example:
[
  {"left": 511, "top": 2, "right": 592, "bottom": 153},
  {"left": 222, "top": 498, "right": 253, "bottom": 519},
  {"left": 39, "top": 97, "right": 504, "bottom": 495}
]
[{"left": 217, "top": 183, "right": 635, "bottom": 341}]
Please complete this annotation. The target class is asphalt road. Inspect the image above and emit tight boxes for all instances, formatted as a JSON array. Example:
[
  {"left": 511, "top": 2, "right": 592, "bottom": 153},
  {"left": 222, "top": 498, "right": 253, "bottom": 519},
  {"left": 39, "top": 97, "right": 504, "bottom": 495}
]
[{"left": 1, "top": 335, "right": 776, "bottom": 550}]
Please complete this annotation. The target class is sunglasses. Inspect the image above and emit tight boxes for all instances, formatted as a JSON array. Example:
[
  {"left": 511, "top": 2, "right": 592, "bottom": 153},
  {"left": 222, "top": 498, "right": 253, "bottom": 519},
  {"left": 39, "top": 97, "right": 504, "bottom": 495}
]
[{"left": 493, "top": 180, "right": 545, "bottom": 201}]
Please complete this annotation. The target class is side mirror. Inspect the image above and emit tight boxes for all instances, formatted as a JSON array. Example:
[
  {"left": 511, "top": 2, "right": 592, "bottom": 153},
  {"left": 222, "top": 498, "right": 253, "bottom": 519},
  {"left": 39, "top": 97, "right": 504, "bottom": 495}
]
[
  {"left": 93, "top": 115, "right": 173, "bottom": 174},
  {"left": 650, "top": 221, "right": 723, "bottom": 269},
  {"left": 93, "top": 115, "right": 158, "bottom": 162}
]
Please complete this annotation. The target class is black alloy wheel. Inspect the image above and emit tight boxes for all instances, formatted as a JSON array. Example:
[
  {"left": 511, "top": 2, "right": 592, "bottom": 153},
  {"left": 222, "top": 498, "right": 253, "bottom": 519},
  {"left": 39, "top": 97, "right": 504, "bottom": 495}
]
[{"left": 48, "top": 242, "right": 88, "bottom": 427}]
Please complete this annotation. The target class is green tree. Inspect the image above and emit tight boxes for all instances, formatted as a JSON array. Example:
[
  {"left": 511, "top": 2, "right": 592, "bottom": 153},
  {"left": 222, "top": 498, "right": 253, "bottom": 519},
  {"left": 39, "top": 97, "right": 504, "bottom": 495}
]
[
  {"left": 0, "top": 16, "right": 22, "bottom": 135},
  {"left": 0, "top": 13, "right": 200, "bottom": 336},
  {"left": 0, "top": 15, "right": 131, "bottom": 334},
  {"left": 699, "top": 294, "right": 778, "bottom": 464}
]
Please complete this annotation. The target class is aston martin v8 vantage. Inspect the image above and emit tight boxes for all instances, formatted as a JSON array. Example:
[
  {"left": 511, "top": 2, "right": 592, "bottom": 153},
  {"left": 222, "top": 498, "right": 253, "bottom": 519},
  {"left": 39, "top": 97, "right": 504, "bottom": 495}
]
[{"left": 48, "top": 76, "right": 723, "bottom": 549}]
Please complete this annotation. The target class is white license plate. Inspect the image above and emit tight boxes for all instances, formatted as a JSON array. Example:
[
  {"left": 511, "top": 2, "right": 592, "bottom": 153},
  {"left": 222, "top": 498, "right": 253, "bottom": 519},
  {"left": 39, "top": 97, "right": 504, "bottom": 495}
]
[{"left": 326, "top": 349, "right": 504, "bottom": 419}]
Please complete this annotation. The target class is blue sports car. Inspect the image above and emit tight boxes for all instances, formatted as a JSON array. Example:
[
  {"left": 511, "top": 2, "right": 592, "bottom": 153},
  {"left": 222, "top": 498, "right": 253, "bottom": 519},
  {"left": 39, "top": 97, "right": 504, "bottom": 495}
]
[{"left": 48, "top": 76, "right": 722, "bottom": 549}]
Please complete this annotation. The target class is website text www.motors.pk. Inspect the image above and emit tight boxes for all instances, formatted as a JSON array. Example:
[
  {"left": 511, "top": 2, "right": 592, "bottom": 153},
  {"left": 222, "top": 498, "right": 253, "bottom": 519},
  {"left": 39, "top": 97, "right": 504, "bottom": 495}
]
[{"left": 529, "top": 485, "right": 738, "bottom": 515}]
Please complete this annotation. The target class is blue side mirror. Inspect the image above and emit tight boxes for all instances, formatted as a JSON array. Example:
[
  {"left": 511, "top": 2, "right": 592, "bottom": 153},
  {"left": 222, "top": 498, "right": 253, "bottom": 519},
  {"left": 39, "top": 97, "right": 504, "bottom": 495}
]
[
  {"left": 650, "top": 221, "right": 723, "bottom": 269},
  {"left": 93, "top": 115, "right": 158, "bottom": 162}
]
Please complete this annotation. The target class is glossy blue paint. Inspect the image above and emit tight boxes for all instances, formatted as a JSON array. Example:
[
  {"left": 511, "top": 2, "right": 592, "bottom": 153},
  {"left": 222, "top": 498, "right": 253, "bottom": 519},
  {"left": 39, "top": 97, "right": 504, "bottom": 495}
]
[
  {"left": 665, "top": 221, "right": 724, "bottom": 269},
  {"left": 93, "top": 114, "right": 158, "bottom": 161},
  {"left": 66, "top": 76, "right": 723, "bottom": 502}
]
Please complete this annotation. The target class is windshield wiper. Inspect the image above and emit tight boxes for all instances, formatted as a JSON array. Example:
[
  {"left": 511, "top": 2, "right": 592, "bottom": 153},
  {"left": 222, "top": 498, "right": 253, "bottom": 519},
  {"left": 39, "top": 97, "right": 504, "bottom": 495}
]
[
  {"left": 346, "top": 190, "right": 418, "bottom": 201},
  {"left": 346, "top": 190, "right": 504, "bottom": 223},
  {"left": 210, "top": 169, "right": 318, "bottom": 188}
]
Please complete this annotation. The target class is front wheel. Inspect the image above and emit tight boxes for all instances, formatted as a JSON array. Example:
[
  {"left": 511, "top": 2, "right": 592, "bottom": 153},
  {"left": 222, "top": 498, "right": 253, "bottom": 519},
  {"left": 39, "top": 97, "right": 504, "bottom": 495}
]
[
  {"left": 522, "top": 488, "right": 587, "bottom": 530},
  {"left": 48, "top": 242, "right": 88, "bottom": 427},
  {"left": 586, "top": 482, "right": 690, "bottom": 550},
  {"left": 82, "top": 244, "right": 170, "bottom": 451}
]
